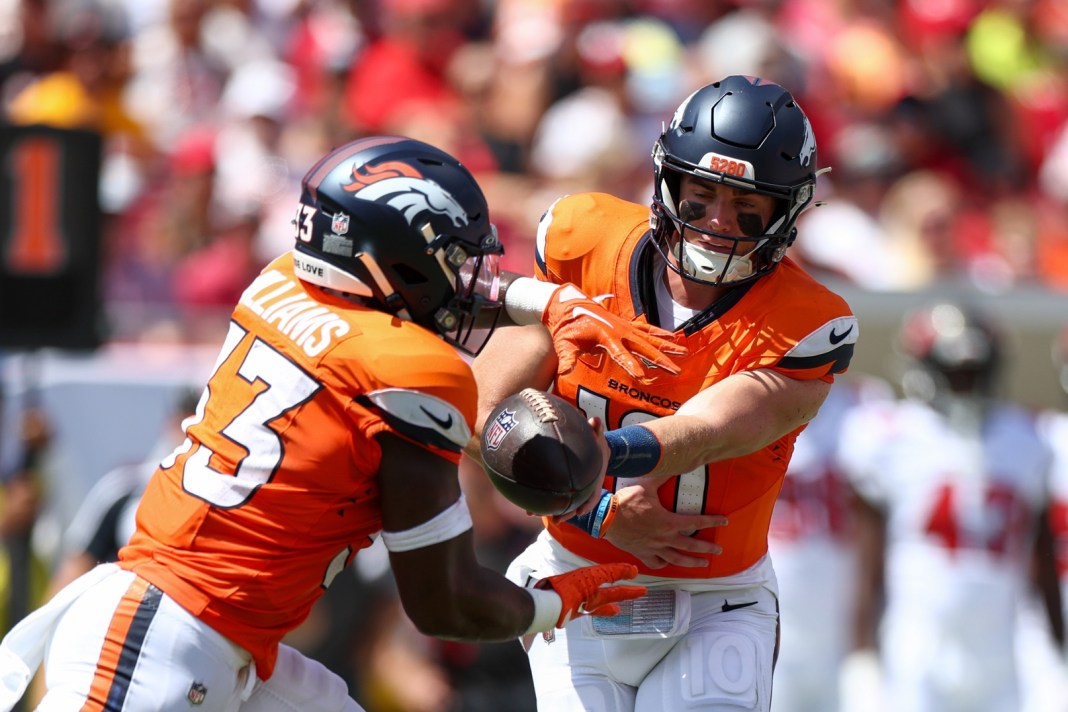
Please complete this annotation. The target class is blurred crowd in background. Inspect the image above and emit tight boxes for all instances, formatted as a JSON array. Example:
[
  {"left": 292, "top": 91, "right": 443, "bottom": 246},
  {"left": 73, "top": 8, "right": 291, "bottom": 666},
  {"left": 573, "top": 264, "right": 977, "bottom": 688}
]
[
  {"left": 1, "top": 0, "right": 1068, "bottom": 343},
  {"left": 3, "top": 0, "right": 1068, "bottom": 710}
]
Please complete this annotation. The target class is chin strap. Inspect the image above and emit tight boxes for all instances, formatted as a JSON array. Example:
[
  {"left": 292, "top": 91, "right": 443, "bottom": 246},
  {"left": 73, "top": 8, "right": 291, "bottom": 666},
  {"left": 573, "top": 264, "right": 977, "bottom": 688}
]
[
  {"left": 355, "top": 254, "right": 411, "bottom": 321},
  {"left": 671, "top": 238, "right": 756, "bottom": 283}
]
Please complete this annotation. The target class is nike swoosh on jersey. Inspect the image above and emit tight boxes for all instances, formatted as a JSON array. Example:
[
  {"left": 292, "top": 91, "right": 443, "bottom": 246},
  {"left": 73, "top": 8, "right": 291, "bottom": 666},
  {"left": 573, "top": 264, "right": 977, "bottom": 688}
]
[
  {"left": 829, "top": 324, "right": 854, "bottom": 344},
  {"left": 721, "top": 600, "right": 758, "bottom": 612},
  {"left": 361, "top": 388, "right": 471, "bottom": 451},
  {"left": 420, "top": 405, "right": 454, "bottom": 430}
]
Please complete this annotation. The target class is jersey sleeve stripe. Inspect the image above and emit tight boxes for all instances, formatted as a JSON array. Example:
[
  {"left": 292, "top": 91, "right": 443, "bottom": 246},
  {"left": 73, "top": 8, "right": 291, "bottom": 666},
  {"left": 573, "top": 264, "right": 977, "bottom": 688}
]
[
  {"left": 355, "top": 394, "right": 464, "bottom": 454},
  {"left": 778, "top": 343, "right": 854, "bottom": 376}
]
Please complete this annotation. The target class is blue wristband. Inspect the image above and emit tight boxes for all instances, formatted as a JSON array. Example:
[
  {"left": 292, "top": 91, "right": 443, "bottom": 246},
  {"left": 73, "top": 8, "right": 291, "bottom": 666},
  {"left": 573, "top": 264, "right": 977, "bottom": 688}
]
[
  {"left": 567, "top": 490, "right": 614, "bottom": 538},
  {"left": 604, "top": 425, "right": 661, "bottom": 478}
]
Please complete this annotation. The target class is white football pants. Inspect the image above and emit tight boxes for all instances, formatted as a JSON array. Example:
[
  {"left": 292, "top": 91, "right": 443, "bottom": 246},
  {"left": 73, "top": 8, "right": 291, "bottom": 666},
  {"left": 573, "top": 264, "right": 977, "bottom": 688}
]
[
  {"left": 508, "top": 534, "right": 780, "bottom": 712},
  {"left": 1, "top": 565, "right": 362, "bottom": 712}
]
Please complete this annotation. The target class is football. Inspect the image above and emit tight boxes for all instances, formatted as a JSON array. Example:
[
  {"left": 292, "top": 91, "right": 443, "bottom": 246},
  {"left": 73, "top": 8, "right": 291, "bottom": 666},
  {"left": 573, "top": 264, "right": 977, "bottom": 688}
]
[{"left": 480, "top": 388, "right": 604, "bottom": 517}]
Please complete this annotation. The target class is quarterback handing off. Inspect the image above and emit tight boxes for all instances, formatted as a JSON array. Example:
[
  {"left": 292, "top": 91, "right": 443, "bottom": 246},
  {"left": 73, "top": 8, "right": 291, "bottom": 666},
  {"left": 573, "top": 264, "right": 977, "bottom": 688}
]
[
  {"left": 0, "top": 137, "right": 659, "bottom": 712},
  {"left": 471, "top": 76, "right": 859, "bottom": 711}
]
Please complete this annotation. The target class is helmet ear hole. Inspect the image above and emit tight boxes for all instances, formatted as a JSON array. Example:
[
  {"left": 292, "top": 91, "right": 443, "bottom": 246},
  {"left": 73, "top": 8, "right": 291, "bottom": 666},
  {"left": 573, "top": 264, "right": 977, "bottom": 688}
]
[{"left": 392, "top": 262, "right": 429, "bottom": 286}]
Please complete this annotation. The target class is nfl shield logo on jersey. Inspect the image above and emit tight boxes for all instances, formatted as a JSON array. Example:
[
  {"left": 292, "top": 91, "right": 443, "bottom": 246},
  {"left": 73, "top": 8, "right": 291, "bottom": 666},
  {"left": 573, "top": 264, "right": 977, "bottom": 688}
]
[
  {"left": 187, "top": 682, "right": 207, "bottom": 705},
  {"left": 331, "top": 211, "right": 350, "bottom": 235},
  {"left": 484, "top": 409, "right": 517, "bottom": 450}
]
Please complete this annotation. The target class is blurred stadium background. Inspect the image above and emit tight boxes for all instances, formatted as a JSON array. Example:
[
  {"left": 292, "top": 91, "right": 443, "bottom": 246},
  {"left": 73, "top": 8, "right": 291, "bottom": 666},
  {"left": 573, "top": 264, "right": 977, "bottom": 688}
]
[{"left": 1, "top": 0, "right": 1067, "bottom": 710}]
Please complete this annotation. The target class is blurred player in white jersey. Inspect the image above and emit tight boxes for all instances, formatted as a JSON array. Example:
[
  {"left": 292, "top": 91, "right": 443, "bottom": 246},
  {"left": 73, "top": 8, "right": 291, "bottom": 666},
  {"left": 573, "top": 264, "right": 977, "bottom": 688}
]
[
  {"left": 838, "top": 302, "right": 1063, "bottom": 712},
  {"left": 1018, "top": 326, "right": 1068, "bottom": 712},
  {"left": 768, "top": 375, "right": 891, "bottom": 712},
  {"left": 1045, "top": 326, "right": 1068, "bottom": 644}
]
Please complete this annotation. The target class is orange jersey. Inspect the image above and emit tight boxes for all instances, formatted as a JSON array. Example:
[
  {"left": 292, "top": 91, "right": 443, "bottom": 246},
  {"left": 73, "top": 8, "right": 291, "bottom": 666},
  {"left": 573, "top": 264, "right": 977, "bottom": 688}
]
[
  {"left": 119, "top": 253, "right": 477, "bottom": 678},
  {"left": 535, "top": 193, "right": 857, "bottom": 579}
]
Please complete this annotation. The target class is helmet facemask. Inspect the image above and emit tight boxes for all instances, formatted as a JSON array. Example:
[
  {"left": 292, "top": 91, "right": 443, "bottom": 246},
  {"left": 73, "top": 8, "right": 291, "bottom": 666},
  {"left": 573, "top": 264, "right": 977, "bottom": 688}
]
[
  {"left": 650, "top": 149, "right": 811, "bottom": 287},
  {"left": 430, "top": 227, "right": 503, "bottom": 355},
  {"left": 334, "top": 218, "right": 504, "bottom": 356},
  {"left": 666, "top": 193, "right": 788, "bottom": 284}
]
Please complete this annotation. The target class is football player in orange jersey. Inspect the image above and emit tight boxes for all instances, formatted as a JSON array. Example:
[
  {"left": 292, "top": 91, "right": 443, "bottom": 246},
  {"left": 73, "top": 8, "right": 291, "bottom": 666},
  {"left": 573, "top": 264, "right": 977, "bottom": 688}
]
[
  {"left": 0, "top": 136, "right": 675, "bottom": 712},
  {"left": 469, "top": 76, "right": 860, "bottom": 711}
]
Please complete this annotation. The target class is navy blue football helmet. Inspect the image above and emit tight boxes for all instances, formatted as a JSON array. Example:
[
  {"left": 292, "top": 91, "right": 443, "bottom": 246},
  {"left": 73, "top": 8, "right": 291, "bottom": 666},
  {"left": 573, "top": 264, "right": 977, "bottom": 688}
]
[
  {"left": 651, "top": 76, "right": 819, "bottom": 286},
  {"left": 292, "top": 136, "right": 503, "bottom": 354}
]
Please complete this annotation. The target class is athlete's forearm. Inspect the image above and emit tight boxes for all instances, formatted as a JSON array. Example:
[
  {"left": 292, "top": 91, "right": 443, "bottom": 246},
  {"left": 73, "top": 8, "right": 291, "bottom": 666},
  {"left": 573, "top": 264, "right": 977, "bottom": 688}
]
[
  {"left": 393, "top": 538, "right": 642, "bottom": 642},
  {"left": 394, "top": 556, "right": 543, "bottom": 642},
  {"left": 498, "top": 271, "right": 557, "bottom": 327},
  {"left": 615, "top": 370, "right": 830, "bottom": 479}
]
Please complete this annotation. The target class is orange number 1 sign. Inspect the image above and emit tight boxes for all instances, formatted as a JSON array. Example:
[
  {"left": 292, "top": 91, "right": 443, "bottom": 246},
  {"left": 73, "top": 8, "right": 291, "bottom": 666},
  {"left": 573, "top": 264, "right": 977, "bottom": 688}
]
[{"left": 5, "top": 135, "right": 67, "bottom": 274}]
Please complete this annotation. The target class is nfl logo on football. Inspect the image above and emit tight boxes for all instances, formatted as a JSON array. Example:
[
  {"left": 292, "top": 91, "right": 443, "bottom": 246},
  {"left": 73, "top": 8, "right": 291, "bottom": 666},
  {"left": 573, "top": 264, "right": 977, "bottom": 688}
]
[
  {"left": 187, "top": 682, "right": 207, "bottom": 706},
  {"left": 484, "top": 410, "right": 517, "bottom": 450},
  {"left": 331, "top": 212, "right": 350, "bottom": 235}
]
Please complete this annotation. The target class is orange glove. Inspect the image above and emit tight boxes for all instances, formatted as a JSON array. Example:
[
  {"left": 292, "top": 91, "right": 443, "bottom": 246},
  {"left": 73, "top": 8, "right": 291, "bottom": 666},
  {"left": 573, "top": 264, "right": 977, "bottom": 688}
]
[
  {"left": 535, "top": 563, "right": 646, "bottom": 627},
  {"left": 542, "top": 284, "right": 687, "bottom": 382}
]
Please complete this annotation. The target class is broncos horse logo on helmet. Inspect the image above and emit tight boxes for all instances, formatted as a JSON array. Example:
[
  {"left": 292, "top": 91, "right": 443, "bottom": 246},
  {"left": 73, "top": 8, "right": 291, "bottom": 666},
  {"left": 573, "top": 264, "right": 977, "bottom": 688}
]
[
  {"left": 342, "top": 160, "right": 471, "bottom": 230},
  {"left": 292, "top": 136, "right": 504, "bottom": 355}
]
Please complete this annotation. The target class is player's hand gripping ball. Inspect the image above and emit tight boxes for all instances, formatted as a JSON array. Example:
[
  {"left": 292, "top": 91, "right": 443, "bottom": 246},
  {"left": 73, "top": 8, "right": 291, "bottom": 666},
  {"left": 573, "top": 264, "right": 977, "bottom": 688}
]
[{"left": 480, "top": 388, "right": 604, "bottom": 517}]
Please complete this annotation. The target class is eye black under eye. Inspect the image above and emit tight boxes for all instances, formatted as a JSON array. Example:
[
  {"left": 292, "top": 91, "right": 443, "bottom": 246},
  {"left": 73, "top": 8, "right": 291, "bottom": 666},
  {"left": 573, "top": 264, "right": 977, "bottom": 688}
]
[
  {"left": 678, "top": 200, "right": 706, "bottom": 221},
  {"left": 737, "top": 214, "right": 764, "bottom": 237}
]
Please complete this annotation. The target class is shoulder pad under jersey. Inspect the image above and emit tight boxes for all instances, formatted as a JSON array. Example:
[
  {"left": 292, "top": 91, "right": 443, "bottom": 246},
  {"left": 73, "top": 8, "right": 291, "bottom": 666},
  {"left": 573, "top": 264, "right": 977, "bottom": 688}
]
[
  {"left": 358, "top": 388, "right": 471, "bottom": 453},
  {"left": 535, "top": 193, "right": 649, "bottom": 280}
]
